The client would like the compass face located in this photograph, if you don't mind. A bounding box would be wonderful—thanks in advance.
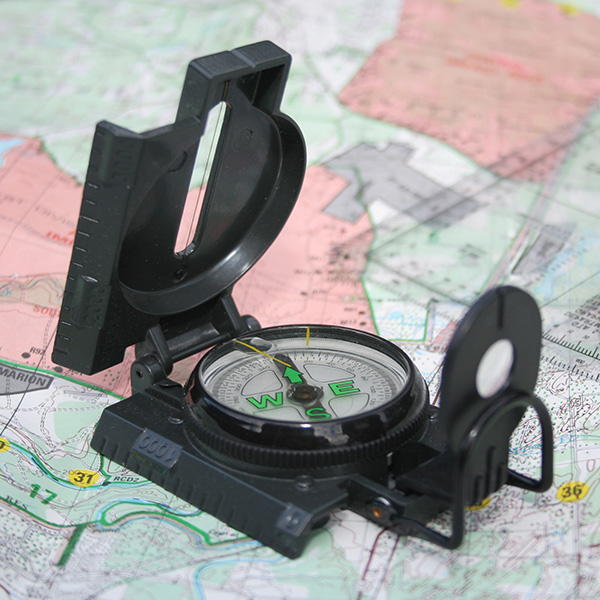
[188,325,429,455]
[198,326,410,424]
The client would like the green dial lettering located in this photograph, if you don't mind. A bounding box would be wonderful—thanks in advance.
[329,380,361,396]
[305,407,332,420]
[246,392,284,409]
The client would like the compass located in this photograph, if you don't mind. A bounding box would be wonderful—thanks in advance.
[187,325,429,460]
[52,41,553,559]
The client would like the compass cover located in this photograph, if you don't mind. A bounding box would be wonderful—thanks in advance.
[52,42,306,374]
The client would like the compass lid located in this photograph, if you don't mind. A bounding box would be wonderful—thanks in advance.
[52,41,306,374]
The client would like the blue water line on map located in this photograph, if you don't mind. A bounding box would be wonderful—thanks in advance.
[6,442,150,492]
[193,553,284,600]
[93,497,202,525]
[0,138,24,167]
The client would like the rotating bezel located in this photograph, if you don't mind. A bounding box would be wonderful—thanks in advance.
[185,325,430,467]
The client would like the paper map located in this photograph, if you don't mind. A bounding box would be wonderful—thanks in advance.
[1,0,599,598]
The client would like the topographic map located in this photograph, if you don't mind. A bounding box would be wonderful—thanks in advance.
[1,0,600,598]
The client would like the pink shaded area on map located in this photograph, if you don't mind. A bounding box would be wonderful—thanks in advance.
[0,137,78,258]
[0,137,78,310]
[0,137,134,393]
[339,0,600,180]
[0,138,375,396]
[234,165,376,332]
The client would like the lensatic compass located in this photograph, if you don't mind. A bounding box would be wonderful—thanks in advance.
[52,41,553,558]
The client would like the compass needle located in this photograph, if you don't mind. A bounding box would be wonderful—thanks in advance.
[234,340,293,367]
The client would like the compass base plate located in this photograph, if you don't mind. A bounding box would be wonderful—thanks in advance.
[91,389,348,558]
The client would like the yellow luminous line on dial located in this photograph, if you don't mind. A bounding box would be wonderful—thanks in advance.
[234,340,292,367]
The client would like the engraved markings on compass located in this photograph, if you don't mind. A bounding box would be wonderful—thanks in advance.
[205,333,403,423]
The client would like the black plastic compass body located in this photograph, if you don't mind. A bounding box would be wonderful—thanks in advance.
[52,42,554,560]
[186,324,430,471]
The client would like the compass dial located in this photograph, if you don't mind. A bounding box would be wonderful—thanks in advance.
[187,325,429,458]
[201,331,407,423]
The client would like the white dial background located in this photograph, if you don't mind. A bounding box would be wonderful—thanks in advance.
[199,332,410,423]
